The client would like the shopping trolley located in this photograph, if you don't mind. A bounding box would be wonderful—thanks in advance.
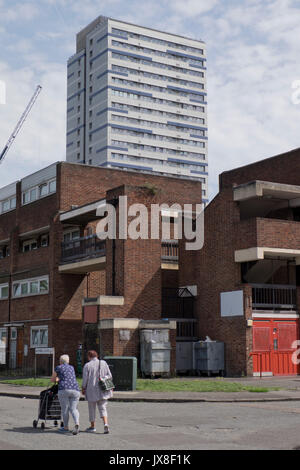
[33,384,63,430]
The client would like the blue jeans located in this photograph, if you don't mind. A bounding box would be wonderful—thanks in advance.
[58,390,80,428]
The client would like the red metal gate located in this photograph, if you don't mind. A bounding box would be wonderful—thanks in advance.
[252,319,300,376]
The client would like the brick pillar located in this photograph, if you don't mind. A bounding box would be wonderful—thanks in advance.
[105,185,162,320]
[244,284,253,376]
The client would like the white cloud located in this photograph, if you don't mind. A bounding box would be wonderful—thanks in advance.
[1,0,300,202]
[169,0,220,17]
[0,2,39,22]
[0,59,66,186]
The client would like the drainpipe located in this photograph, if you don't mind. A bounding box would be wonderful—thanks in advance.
[106,198,119,296]
[112,238,116,296]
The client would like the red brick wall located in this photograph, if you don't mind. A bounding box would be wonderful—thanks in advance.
[236,217,300,251]
[220,148,300,189]
[193,188,249,375]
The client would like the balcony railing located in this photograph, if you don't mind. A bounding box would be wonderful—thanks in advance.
[61,236,178,264]
[162,288,194,318]
[61,235,106,263]
[251,284,297,310]
[176,319,197,340]
[161,240,179,262]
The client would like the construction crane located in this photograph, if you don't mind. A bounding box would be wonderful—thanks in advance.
[0,85,42,164]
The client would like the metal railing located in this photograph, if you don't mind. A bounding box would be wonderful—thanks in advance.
[61,235,106,263]
[251,284,297,310]
[161,240,179,262]
[176,319,197,340]
[162,288,194,318]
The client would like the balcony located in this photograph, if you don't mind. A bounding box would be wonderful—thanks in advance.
[59,236,179,274]
[235,218,300,263]
[251,284,297,311]
[161,240,179,269]
[59,235,106,274]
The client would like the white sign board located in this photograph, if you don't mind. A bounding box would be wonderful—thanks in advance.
[35,348,54,355]
[220,290,244,317]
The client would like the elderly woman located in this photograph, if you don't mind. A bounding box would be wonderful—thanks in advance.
[82,350,113,434]
[51,354,81,435]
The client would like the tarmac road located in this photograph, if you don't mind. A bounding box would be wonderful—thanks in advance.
[1,395,300,450]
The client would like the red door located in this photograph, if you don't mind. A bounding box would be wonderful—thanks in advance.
[252,319,300,376]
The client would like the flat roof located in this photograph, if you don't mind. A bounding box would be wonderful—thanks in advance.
[77,15,205,45]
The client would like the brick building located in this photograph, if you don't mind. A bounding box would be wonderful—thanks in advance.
[0,161,201,374]
[193,148,300,376]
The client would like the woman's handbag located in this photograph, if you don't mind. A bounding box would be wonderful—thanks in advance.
[99,377,115,391]
[98,360,115,391]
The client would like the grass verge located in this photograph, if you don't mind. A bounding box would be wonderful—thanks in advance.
[0,377,280,393]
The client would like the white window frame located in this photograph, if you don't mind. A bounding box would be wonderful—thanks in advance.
[21,179,56,206]
[40,234,49,247]
[30,325,48,348]
[12,276,49,299]
[0,244,10,259]
[0,283,9,300]
[63,228,80,243]
[22,239,38,253]
[0,196,16,214]
[0,328,7,364]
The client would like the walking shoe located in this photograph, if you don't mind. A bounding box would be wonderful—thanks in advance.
[104,425,109,434]
[72,425,79,435]
[58,427,69,433]
[86,427,96,433]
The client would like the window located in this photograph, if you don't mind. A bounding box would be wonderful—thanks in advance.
[0,328,7,364]
[49,180,56,193]
[31,326,48,348]
[30,188,37,202]
[41,234,49,247]
[63,229,80,243]
[0,245,10,259]
[39,183,48,197]
[22,179,56,205]
[12,276,49,298]
[0,195,16,214]
[0,284,8,299]
[22,239,38,253]
[2,200,10,212]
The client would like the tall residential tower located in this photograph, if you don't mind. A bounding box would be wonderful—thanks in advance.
[66,16,208,202]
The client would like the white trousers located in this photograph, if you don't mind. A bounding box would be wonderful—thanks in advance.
[88,400,108,421]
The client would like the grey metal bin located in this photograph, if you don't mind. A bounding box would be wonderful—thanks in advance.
[140,330,171,377]
[194,341,225,376]
[176,342,195,374]
[104,356,137,391]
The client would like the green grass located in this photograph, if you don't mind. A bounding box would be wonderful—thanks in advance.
[0,377,280,393]
[136,379,280,393]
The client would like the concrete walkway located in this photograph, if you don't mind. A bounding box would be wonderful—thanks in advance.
[1,376,300,402]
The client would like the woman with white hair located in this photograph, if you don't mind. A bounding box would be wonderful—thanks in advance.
[51,354,80,435]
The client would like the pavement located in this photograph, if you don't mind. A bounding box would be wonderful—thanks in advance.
[2,376,300,402]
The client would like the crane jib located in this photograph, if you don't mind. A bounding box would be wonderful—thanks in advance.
[0,146,8,162]
[0,85,42,165]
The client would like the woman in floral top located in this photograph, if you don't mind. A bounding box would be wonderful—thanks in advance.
[51,354,80,435]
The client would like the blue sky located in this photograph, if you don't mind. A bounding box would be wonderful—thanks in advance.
[0,0,300,199]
